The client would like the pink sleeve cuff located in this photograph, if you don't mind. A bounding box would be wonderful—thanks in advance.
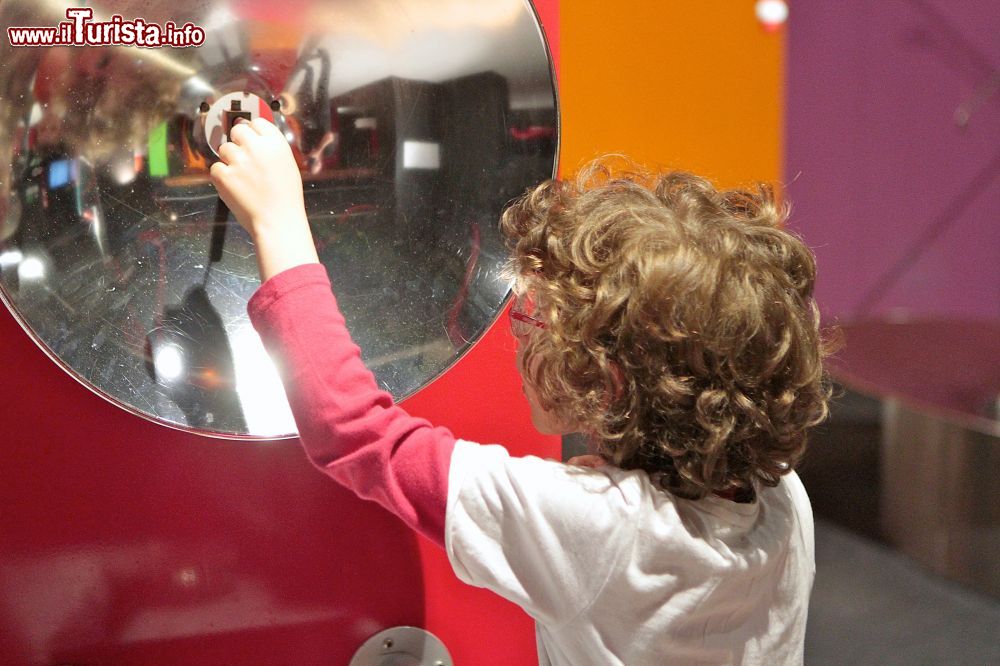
[248,262,332,323]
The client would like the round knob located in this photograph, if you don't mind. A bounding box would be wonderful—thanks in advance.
[350,626,451,666]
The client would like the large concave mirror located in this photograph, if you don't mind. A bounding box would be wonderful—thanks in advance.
[0,0,558,438]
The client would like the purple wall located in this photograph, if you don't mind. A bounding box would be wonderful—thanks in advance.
[786,0,999,322]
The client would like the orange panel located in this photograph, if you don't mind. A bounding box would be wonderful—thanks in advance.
[560,1,784,187]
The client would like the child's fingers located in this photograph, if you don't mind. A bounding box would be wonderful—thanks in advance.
[251,117,281,138]
[209,161,232,197]
[217,140,243,164]
[208,160,228,182]
[228,121,257,145]
[209,163,246,212]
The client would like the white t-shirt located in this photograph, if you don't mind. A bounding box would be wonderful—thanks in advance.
[445,440,815,665]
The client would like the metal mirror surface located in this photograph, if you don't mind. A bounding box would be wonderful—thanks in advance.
[0,0,558,438]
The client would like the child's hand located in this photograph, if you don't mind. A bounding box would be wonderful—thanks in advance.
[209,118,319,280]
[210,118,304,237]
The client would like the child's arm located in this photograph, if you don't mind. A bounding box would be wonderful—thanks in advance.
[211,118,456,547]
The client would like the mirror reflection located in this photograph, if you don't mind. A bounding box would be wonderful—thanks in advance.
[0,0,558,437]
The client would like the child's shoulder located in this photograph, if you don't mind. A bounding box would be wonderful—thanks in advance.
[449,439,653,519]
[449,440,810,538]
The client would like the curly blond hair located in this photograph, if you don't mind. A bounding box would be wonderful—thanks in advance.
[500,159,835,500]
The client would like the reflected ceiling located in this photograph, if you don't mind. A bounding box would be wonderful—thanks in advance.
[0,0,558,438]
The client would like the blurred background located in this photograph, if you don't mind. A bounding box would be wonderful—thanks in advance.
[1,0,997,663]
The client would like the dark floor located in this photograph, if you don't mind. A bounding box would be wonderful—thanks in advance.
[806,518,1000,665]
[803,387,1000,663]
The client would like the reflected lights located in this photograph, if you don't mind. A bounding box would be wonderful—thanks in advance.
[18,256,45,281]
[0,249,24,270]
[113,157,138,185]
[755,0,789,31]
[153,344,185,382]
[402,141,440,170]
[229,326,296,436]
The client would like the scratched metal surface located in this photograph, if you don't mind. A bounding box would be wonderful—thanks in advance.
[0,0,558,437]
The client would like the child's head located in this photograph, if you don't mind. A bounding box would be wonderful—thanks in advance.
[500,159,834,500]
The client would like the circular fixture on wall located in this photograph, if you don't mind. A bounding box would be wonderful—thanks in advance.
[0,0,559,439]
[350,626,452,666]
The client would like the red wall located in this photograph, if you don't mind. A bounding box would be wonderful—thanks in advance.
[0,2,560,663]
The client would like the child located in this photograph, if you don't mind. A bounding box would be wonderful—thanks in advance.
[211,118,832,665]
